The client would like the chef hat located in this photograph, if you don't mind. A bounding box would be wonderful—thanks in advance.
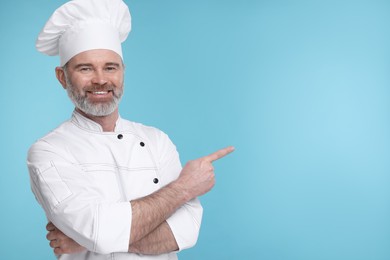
[36,0,131,66]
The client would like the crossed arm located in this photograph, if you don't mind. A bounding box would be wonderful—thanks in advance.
[46,146,234,255]
[47,220,177,255]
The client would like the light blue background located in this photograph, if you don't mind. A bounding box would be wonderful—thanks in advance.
[1,0,390,259]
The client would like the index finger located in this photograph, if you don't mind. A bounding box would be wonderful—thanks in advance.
[203,146,235,162]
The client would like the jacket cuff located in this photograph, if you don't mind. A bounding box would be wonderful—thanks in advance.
[94,202,132,254]
[166,198,203,251]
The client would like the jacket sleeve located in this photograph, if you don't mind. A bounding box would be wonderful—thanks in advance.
[166,198,203,250]
[153,131,203,250]
[27,140,132,254]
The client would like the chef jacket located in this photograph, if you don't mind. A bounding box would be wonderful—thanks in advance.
[27,110,203,260]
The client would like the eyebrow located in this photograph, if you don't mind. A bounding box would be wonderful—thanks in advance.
[74,63,93,69]
[105,62,121,68]
[73,62,121,69]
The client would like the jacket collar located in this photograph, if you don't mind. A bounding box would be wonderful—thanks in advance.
[71,110,124,132]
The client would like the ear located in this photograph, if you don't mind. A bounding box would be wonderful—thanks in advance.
[55,67,67,89]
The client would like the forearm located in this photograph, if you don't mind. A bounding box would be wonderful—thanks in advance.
[128,221,178,255]
[129,147,234,246]
[129,180,188,244]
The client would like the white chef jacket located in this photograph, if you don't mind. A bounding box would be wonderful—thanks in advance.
[27,110,203,260]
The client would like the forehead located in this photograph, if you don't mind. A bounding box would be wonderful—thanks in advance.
[67,49,123,67]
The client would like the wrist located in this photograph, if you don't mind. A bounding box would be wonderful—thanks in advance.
[168,179,191,204]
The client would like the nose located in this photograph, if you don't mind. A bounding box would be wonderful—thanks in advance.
[91,70,108,85]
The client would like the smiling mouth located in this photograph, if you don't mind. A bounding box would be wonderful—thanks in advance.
[87,90,113,95]
[85,90,115,101]
[92,91,109,95]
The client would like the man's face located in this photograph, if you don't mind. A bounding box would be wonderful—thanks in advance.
[63,49,125,117]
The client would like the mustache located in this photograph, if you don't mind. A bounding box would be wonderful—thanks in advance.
[84,85,115,92]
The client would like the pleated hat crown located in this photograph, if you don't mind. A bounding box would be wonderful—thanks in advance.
[36,0,131,66]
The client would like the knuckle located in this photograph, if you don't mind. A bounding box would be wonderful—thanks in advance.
[199,160,208,168]
[184,161,193,168]
[203,163,213,172]
[188,159,199,166]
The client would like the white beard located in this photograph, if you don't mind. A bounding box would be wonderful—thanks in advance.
[66,86,122,117]
[64,74,123,117]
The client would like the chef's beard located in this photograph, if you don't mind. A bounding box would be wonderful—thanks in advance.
[64,71,123,117]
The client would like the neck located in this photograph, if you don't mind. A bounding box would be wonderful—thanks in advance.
[76,108,119,132]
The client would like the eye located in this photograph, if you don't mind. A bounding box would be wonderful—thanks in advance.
[105,66,117,72]
[79,67,93,73]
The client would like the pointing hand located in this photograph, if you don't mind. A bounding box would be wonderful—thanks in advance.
[176,146,235,200]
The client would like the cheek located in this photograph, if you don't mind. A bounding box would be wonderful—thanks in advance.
[113,77,124,89]
[68,84,88,96]
[70,78,90,90]
[114,71,124,85]
[70,77,89,89]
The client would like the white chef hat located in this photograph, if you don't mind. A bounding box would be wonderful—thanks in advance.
[36,0,131,66]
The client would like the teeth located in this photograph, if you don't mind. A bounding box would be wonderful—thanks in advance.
[93,91,108,95]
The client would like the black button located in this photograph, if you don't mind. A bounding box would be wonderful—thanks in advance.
[140,142,145,147]
[117,134,123,139]
[153,178,159,184]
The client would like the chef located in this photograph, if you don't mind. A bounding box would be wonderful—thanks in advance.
[27,0,234,259]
